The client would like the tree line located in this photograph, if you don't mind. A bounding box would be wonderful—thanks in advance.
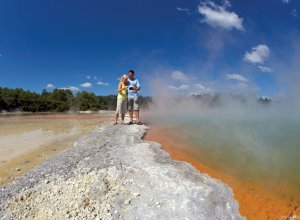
[0,87,152,112]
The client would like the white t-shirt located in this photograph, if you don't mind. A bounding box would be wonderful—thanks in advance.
[127,78,140,98]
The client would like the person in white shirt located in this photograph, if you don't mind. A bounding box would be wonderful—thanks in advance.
[126,70,142,125]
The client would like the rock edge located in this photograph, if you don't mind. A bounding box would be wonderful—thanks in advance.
[0,124,244,220]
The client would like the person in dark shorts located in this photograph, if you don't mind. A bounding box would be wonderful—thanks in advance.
[126,70,142,125]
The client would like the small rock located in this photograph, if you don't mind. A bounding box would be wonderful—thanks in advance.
[124,199,131,205]
[156,201,162,208]
[44,179,50,184]
[15,168,21,171]
[132,192,140,197]
[53,188,60,194]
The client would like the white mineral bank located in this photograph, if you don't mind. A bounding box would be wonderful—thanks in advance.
[0,124,244,220]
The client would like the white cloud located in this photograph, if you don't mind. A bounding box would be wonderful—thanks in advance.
[97,81,110,86]
[243,44,270,64]
[179,84,189,90]
[291,9,298,18]
[69,86,80,91]
[176,7,191,15]
[60,86,80,91]
[167,85,179,91]
[227,82,260,95]
[167,84,189,91]
[46,83,55,89]
[222,0,232,8]
[236,82,251,89]
[258,66,273,73]
[195,83,206,90]
[86,75,91,79]
[198,0,243,31]
[194,83,214,94]
[281,0,290,3]
[171,70,188,82]
[226,74,249,82]
[80,82,92,88]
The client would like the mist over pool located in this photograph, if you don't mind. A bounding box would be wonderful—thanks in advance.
[144,94,300,204]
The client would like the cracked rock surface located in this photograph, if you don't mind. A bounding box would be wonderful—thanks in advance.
[0,124,244,220]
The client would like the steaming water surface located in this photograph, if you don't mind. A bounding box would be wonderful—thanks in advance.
[146,107,300,205]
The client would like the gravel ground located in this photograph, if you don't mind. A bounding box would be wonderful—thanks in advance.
[0,124,244,220]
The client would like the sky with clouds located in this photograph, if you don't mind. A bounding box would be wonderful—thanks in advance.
[0,0,299,97]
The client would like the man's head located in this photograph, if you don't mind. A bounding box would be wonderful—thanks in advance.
[128,70,134,80]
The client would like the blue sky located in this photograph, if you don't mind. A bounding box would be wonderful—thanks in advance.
[0,0,299,97]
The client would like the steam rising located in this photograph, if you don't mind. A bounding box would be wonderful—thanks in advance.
[143,34,300,201]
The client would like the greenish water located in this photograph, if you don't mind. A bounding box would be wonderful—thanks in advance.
[146,111,300,203]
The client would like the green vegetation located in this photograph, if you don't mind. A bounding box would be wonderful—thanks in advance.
[0,87,152,112]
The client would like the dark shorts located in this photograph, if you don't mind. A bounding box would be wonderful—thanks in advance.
[127,97,139,111]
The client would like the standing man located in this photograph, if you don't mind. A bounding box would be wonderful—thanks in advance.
[127,70,142,125]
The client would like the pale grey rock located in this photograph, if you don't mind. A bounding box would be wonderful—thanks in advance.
[0,124,244,220]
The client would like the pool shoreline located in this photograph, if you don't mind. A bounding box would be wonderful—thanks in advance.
[0,124,243,219]
[144,125,300,220]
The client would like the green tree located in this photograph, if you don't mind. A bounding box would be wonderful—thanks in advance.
[74,91,99,111]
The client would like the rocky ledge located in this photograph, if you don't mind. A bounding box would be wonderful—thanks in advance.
[0,124,244,220]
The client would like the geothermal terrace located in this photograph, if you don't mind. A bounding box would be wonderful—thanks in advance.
[0,124,243,219]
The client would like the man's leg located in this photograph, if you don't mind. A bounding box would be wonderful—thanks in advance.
[135,110,140,123]
[129,111,134,123]
[128,98,134,123]
[134,97,141,124]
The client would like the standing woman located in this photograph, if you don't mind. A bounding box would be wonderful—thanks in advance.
[114,74,128,125]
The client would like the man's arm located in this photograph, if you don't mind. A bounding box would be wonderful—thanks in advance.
[134,79,141,91]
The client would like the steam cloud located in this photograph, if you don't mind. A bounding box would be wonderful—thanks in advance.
[142,33,300,200]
